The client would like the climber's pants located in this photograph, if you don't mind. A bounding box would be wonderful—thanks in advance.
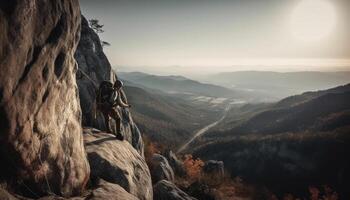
[98,105,121,133]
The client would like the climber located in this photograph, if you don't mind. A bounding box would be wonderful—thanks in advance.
[96,79,131,140]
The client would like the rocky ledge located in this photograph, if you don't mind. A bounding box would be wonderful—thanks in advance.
[84,129,152,200]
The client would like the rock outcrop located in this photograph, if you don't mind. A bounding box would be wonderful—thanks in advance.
[0,0,89,197]
[150,154,175,183]
[75,16,144,156]
[84,129,152,200]
[165,150,186,177]
[153,180,197,200]
[203,160,225,178]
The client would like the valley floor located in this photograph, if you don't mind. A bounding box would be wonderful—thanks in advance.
[177,104,232,153]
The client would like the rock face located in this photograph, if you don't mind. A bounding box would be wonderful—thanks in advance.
[87,180,139,200]
[203,160,225,178]
[75,16,144,156]
[165,150,186,177]
[74,16,114,128]
[153,180,197,200]
[0,0,89,197]
[84,129,152,200]
[150,154,175,183]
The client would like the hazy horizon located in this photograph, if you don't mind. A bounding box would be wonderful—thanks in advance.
[115,65,350,77]
[80,0,350,73]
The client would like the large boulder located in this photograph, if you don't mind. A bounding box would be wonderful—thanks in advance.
[75,16,144,156]
[87,179,139,200]
[150,154,175,183]
[153,180,197,200]
[17,180,139,200]
[83,129,152,200]
[0,0,89,197]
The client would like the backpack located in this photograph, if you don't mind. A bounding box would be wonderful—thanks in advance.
[96,81,116,106]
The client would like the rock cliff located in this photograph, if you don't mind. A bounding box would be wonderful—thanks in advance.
[0,0,89,197]
[75,16,144,156]
[74,14,152,200]
[0,1,182,199]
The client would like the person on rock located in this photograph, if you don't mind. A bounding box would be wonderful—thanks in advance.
[96,79,131,140]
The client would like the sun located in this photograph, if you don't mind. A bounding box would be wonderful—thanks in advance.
[290,0,337,42]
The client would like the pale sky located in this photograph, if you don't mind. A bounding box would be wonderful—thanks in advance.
[80,0,350,73]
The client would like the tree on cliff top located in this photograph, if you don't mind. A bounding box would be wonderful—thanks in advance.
[89,19,104,33]
[89,18,110,47]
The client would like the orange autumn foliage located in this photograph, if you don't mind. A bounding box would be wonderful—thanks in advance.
[309,186,338,200]
[146,142,160,157]
[275,186,339,200]
[182,154,204,181]
[143,136,163,170]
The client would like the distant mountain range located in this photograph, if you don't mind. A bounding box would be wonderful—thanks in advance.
[119,72,252,99]
[191,83,350,198]
[199,71,350,99]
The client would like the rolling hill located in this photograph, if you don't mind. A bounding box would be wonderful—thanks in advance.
[119,72,252,99]
[123,86,222,148]
[208,83,350,136]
